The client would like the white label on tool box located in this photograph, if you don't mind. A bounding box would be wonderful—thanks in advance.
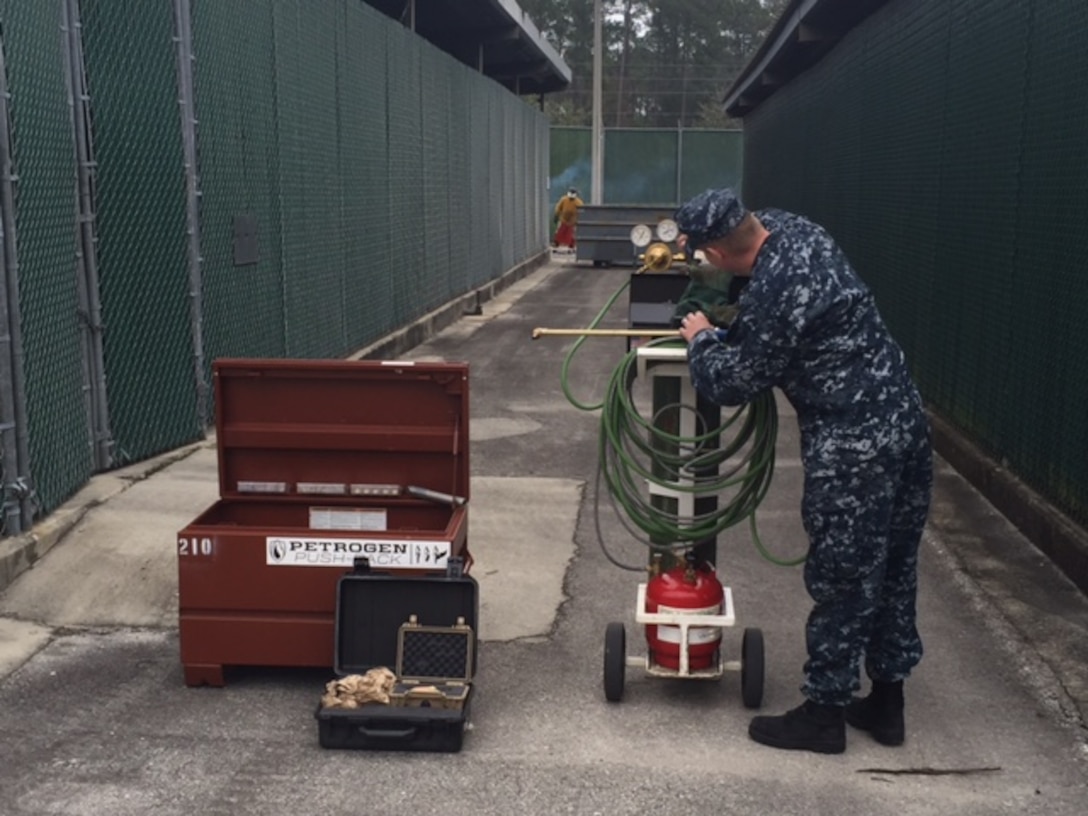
[237,480,287,493]
[297,482,347,495]
[309,507,387,531]
[265,536,450,568]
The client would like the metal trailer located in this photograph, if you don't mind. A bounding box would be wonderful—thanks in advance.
[575,204,678,267]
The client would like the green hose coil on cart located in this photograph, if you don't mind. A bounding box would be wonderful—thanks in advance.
[559,276,803,570]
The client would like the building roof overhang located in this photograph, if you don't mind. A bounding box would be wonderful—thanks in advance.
[722,0,891,117]
[364,0,572,95]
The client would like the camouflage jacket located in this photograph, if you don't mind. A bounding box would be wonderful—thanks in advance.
[686,209,928,470]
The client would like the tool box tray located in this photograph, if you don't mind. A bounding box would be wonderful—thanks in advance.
[315,570,478,752]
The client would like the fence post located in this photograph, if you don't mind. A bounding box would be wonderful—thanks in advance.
[62,0,114,471]
[676,121,683,204]
[0,34,33,535]
[172,0,208,427]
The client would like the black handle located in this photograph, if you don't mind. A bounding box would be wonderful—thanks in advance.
[358,725,417,741]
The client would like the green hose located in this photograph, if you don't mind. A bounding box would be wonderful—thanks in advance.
[559,277,805,570]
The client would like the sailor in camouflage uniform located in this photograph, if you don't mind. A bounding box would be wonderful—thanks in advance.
[674,188,932,754]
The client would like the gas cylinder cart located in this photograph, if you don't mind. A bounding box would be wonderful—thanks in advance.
[532,225,800,709]
[602,344,766,707]
[603,550,763,707]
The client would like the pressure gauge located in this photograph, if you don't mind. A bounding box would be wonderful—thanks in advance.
[656,219,680,243]
[629,223,653,248]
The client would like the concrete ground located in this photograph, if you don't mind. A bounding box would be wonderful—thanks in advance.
[0,255,1086,816]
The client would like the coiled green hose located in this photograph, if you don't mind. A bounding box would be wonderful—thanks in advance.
[559,276,804,570]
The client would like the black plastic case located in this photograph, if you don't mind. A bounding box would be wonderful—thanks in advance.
[315,568,478,752]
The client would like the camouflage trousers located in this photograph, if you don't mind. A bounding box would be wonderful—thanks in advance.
[799,431,933,706]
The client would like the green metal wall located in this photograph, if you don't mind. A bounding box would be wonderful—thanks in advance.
[740,0,1088,528]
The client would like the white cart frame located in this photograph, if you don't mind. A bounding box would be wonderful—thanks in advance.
[602,345,765,706]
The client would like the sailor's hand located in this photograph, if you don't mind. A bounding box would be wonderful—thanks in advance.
[679,311,713,343]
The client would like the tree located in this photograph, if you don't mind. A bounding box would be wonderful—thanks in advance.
[520,0,788,127]
[519,0,598,122]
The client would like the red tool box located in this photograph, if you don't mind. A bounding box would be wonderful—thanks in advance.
[177,358,471,687]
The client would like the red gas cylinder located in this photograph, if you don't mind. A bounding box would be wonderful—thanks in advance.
[645,560,724,671]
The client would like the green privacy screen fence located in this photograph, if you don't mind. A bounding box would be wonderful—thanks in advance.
[0,0,547,533]
[550,127,743,209]
[740,0,1088,529]
[81,0,200,468]
[0,0,94,535]
[194,1,546,366]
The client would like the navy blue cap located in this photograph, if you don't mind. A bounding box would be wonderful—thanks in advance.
[674,188,749,250]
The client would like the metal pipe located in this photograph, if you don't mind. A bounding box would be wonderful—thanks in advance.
[676,120,683,204]
[0,167,18,535]
[60,0,94,468]
[591,0,603,204]
[64,0,114,470]
[406,485,467,508]
[173,0,209,427]
[531,328,679,340]
[0,35,32,533]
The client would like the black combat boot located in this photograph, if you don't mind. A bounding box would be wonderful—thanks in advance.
[845,680,905,746]
[748,700,846,754]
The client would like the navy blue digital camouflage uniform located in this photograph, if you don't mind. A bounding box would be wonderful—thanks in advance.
[676,191,932,707]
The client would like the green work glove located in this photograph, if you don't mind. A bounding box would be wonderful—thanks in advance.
[672,265,737,328]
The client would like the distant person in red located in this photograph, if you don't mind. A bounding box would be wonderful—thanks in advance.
[552,188,584,248]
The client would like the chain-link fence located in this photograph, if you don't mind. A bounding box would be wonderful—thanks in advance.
[549,126,743,210]
[740,0,1088,529]
[0,0,92,536]
[0,0,549,534]
[82,0,200,466]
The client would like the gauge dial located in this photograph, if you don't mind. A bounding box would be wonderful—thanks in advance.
[656,219,680,243]
[629,224,653,248]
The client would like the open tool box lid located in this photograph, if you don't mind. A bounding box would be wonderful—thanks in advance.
[212,358,469,503]
[333,569,479,679]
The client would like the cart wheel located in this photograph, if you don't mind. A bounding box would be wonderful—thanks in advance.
[603,622,626,702]
[741,627,765,709]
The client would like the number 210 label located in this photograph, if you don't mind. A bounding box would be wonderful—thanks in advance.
[178,537,214,557]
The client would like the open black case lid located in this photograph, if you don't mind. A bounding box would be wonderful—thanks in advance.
[334,571,479,678]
